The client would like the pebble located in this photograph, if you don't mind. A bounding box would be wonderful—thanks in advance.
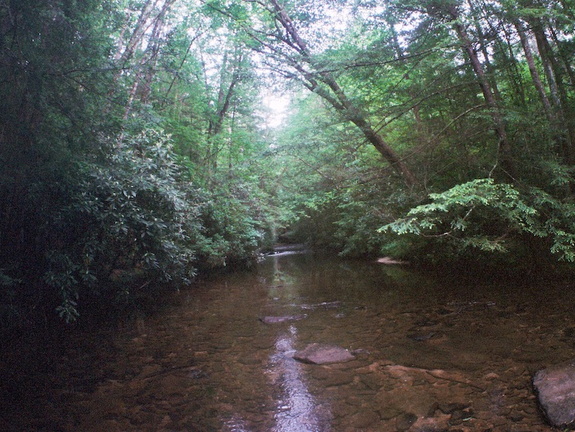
[396,412,418,431]
[349,410,380,429]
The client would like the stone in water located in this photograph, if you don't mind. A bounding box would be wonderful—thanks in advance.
[533,359,575,428]
[293,343,355,365]
[259,315,306,324]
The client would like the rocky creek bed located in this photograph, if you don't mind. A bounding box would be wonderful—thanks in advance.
[2,254,575,431]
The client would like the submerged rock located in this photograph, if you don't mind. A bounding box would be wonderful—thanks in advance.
[293,343,355,365]
[395,412,417,431]
[259,315,307,324]
[407,331,436,341]
[533,360,575,428]
[299,301,342,310]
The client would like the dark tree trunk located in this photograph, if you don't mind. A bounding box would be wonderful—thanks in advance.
[529,18,575,165]
[514,19,553,120]
[445,4,515,180]
[266,0,418,187]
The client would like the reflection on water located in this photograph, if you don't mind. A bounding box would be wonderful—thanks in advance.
[223,415,250,432]
[269,325,327,432]
[266,254,330,431]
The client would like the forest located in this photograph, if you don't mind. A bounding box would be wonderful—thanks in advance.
[1,0,574,329]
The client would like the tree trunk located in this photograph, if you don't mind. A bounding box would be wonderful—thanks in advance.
[137,0,175,104]
[266,0,418,187]
[530,20,561,109]
[467,0,503,101]
[514,19,553,120]
[120,0,175,120]
[445,4,515,180]
[209,51,244,137]
[548,26,575,88]
[115,0,161,67]
[529,18,574,165]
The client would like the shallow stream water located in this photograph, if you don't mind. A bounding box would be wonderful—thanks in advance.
[3,252,575,431]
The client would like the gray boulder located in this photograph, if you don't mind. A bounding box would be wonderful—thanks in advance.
[293,343,355,365]
[533,359,575,428]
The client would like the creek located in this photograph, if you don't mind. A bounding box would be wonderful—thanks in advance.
[2,252,575,431]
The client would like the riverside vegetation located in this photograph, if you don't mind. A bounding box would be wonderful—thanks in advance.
[1,0,574,330]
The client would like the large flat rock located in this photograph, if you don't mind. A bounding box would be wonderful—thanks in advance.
[533,359,575,428]
[293,343,355,365]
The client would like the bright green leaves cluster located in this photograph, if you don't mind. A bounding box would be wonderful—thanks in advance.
[382,179,531,250]
[381,179,575,262]
[529,187,575,262]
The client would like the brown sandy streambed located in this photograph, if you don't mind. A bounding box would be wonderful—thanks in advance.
[2,253,575,431]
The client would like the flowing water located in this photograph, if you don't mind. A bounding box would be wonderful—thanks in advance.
[2,252,575,431]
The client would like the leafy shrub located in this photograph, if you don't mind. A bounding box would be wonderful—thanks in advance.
[1,125,272,326]
[194,180,269,268]
[381,178,575,264]
[43,129,199,320]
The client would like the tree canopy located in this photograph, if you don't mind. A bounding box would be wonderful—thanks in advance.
[1,0,574,327]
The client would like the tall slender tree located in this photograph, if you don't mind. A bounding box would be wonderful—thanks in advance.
[244,0,419,187]
[427,0,515,179]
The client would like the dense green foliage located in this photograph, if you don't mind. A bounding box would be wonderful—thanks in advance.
[382,179,575,264]
[261,0,575,268]
[0,0,272,327]
[1,0,574,327]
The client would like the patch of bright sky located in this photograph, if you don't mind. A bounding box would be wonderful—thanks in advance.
[258,0,363,128]
[257,1,414,129]
[260,90,292,129]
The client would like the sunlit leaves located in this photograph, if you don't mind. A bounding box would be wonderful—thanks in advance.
[382,178,575,261]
